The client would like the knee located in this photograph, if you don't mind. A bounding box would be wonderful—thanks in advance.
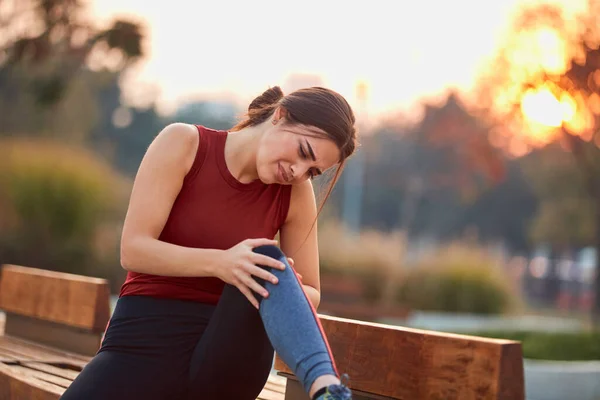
[252,245,297,283]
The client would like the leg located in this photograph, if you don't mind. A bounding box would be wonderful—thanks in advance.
[187,283,275,400]
[60,350,179,400]
[253,245,348,398]
[188,245,351,400]
[61,296,213,400]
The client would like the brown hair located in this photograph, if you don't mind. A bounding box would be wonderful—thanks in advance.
[231,85,358,221]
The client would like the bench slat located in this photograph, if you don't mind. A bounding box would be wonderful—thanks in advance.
[4,313,104,356]
[275,315,524,400]
[0,265,110,331]
[21,362,80,381]
[0,336,89,366]
[0,362,63,400]
[8,364,73,389]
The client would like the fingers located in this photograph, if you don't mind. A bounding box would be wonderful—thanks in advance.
[287,257,294,267]
[240,273,269,299]
[251,253,286,271]
[247,264,279,285]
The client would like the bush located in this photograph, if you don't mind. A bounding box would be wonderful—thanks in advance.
[466,330,600,361]
[317,221,406,304]
[0,138,130,289]
[397,242,519,315]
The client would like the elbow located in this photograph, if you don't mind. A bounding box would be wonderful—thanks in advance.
[120,236,139,272]
[120,245,132,272]
[305,285,321,309]
[313,294,321,309]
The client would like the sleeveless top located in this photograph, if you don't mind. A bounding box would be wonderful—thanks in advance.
[118,125,292,304]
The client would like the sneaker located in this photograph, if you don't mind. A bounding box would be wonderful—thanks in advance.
[313,374,352,400]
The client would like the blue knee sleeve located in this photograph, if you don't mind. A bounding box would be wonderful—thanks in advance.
[253,245,338,393]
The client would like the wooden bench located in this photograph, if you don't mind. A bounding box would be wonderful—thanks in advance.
[0,264,525,399]
[274,315,525,400]
[0,264,285,399]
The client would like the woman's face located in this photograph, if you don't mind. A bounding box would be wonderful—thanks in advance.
[256,116,341,185]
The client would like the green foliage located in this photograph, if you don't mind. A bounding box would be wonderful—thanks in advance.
[520,143,598,247]
[0,139,129,287]
[397,243,519,315]
[467,330,600,361]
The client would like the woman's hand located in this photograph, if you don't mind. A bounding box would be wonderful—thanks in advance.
[216,238,286,309]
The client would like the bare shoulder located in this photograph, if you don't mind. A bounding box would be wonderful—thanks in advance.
[121,123,201,244]
[153,122,199,156]
[286,180,317,224]
[149,122,199,174]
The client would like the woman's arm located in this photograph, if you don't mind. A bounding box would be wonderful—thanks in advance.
[119,123,286,307]
[120,123,225,277]
[279,180,321,308]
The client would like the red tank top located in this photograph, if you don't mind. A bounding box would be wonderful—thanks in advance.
[119,125,292,304]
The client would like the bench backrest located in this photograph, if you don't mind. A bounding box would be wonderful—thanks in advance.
[275,314,524,400]
[0,264,111,356]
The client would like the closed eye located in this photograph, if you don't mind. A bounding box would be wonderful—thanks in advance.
[299,143,322,179]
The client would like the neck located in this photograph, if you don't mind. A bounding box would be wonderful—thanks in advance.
[224,122,266,183]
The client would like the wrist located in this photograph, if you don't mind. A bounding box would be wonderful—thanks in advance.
[206,248,225,278]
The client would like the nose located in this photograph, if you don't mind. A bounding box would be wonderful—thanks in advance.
[290,162,311,180]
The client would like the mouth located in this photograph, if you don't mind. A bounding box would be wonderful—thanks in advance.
[278,163,289,183]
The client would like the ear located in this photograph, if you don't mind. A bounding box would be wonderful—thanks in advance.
[274,106,288,121]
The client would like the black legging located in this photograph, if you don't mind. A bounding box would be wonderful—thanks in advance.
[60,285,275,400]
[60,245,339,400]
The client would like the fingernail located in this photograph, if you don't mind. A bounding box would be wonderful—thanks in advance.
[280,263,286,269]
[272,278,278,284]
[263,291,269,297]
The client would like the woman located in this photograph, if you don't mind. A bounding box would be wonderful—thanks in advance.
[60,86,358,400]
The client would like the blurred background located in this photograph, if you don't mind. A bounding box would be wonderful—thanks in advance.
[1,0,600,398]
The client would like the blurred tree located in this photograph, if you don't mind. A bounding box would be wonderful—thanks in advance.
[521,144,596,248]
[473,0,600,322]
[0,138,130,290]
[0,0,145,142]
[327,95,537,253]
[87,70,165,176]
[0,0,144,106]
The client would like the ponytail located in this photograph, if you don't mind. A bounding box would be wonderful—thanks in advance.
[230,86,284,131]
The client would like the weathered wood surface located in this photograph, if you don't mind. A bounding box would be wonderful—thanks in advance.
[0,265,111,331]
[275,314,525,400]
[0,311,286,400]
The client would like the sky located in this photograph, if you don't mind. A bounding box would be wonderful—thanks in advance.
[90,0,588,119]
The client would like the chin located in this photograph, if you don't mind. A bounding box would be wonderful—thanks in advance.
[256,169,275,185]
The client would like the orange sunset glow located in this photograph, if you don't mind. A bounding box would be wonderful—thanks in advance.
[90,0,589,122]
[483,2,599,148]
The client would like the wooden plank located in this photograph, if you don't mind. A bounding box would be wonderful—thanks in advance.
[257,389,285,400]
[498,339,526,400]
[263,379,286,393]
[0,264,111,331]
[274,315,525,400]
[21,362,80,381]
[280,373,394,400]
[257,375,286,400]
[0,345,38,362]
[4,313,103,356]
[0,335,90,367]
[0,362,63,400]
[8,364,72,388]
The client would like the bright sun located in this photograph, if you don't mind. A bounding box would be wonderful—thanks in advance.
[520,84,576,128]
